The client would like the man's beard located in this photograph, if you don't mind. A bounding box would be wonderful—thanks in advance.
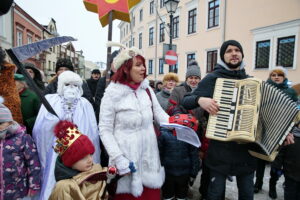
[226,61,242,69]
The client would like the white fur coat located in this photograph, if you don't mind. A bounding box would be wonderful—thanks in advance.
[99,79,168,197]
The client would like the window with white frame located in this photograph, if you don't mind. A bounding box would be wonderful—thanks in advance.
[27,33,33,44]
[148,59,153,74]
[140,9,143,21]
[207,50,218,72]
[139,33,142,49]
[255,40,270,69]
[132,37,135,47]
[159,58,164,74]
[172,16,179,38]
[276,36,295,67]
[187,53,195,66]
[188,8,197,34]
[208,0,219,29]
[159,23,165,42]
[160,0,164,8]
[252,19,299,70]
[149,27,154,46]
[17,30,23,46]
[150,1,154,15]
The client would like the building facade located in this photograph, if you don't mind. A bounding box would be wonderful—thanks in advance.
[0,8,13,49]
[12,3,44,69]
[119,0,300,83]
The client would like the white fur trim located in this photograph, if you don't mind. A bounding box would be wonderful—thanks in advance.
[57,71,83,96]
[0,96,4,104]
[106,41,143,70]
[270,66,288,77]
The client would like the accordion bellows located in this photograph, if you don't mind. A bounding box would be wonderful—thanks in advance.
[206,78,299,161]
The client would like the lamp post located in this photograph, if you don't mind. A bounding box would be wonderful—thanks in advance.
[165,0,179,72]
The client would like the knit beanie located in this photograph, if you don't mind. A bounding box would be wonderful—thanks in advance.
[55,58,74,73]
[269,66,287,78]
[0,97,13,123]
[54,120,95,167]
[186,60,201,79]
[220,40,244,63]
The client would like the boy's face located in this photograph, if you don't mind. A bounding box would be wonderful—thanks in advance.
[71,154,93,172]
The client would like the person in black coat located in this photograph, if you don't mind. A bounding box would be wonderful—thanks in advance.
[44,58,94,105]
[86,69,101,98]
[158,115,201,200]
[17,62,45,91]
[182,40,257,200]
[94,50,119,167]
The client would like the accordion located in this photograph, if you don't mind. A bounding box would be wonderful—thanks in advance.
[206,78,299,161]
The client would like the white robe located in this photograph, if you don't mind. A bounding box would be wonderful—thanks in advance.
[32,94,100,200]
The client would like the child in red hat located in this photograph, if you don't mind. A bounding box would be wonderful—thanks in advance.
[49,120,108,200]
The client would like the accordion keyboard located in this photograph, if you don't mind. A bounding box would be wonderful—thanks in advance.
[206,79,238,139]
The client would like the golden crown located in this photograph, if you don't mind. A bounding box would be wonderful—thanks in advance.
[54,127,82,155]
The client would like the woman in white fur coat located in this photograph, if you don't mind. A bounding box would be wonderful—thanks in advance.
[99,44,169,200]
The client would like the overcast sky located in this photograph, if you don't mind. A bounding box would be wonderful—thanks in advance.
[14,0,121,63]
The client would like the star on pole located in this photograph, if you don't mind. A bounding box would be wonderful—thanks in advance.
[83,0,140,27]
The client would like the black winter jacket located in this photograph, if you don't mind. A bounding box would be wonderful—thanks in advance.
[44,77,94,106]
[182,63,257,176]
[158,128,201,178]
[86,78,99,97]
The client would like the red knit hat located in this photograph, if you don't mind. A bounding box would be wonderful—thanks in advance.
[53,120,95,167]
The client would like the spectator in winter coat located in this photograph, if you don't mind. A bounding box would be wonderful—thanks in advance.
[99,42,168,199]
[0,97,41,199]
[158,114,201,200]
[44,57,94,105]
[272,114,300,200]
[156,73,179,111]
[167,60,209,199]
[182,40,257,200]
[86,69,101,98]
[14,74,40,135]
[155,81,163,93]
[254,66,298,199]
[49,121,108,200]
[17,62,45,91]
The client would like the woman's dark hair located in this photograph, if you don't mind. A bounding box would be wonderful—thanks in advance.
[111,55,147,84]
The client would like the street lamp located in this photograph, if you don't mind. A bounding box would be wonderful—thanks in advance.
[165,0,179,72]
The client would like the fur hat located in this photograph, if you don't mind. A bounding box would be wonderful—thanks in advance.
[269,66,287,78]
[163,72,179,83]
[186,60,201,79]
[106,42,143,71]
[220,40,244,63]
[54,120,95,167]
[55,58,74,73]
[0,97,13,123]
[57,71,83,96]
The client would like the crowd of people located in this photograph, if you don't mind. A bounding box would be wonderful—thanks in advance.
[0,38,299,200]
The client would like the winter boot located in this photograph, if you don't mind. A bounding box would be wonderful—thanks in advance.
[269,179,277,199]
[254,180,262,193]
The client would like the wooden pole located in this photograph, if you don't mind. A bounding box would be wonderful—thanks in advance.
[105,11,113,87]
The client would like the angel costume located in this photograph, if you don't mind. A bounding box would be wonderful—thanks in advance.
[32,71,100,200]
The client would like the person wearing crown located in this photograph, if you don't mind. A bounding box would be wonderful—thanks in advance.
[49,120,108,200]
[32,70,100,200]
[99,42,169,199]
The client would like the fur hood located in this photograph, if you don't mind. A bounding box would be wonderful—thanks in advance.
[105,79,150,102]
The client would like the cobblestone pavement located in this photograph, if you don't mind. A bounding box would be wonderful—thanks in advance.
[189,165,284,200]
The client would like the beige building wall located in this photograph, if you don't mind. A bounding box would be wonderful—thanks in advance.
[120,0,300,83]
